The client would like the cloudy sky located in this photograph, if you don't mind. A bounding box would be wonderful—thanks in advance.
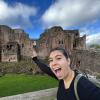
[0,0,100,45]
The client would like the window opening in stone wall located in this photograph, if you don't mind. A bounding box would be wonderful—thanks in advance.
[6,45,10,50]
[76,60,81,68]
[73,41,77,48]
[22,44,24,48]
[10,45,12,49]
[58,40,63,44]
[76,33,78,36]
[62,41,63,44]
[58,41,61,44]
[6,44,13,50]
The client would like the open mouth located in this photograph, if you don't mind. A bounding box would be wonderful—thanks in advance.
[53,68,62,78]
[54,68,62,74]
[54,68,62,77]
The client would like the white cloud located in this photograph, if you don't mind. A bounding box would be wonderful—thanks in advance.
[86,33,100,45]
[41,0,100,45]
[0,0,37,28]
[42,0,100,28]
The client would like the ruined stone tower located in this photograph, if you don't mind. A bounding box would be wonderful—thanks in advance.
[0,25,34,62]
[37,26,86,57]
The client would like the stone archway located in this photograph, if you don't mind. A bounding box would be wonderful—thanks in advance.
[1,42,20,62]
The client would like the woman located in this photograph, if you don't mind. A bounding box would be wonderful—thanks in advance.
[32,47,100,100]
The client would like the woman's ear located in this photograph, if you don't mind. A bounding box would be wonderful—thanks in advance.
[67,58,70,66]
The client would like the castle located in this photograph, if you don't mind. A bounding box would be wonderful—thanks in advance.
[0,25,35,62]
[0,25,86,62]
[37,26,86,57]
[0,25,100,75]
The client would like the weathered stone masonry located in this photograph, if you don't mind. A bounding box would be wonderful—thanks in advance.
[37,26,86,57]
[0,25,100,75]
[0,25,35,62]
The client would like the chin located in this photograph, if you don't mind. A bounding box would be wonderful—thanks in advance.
[57,76,63,80]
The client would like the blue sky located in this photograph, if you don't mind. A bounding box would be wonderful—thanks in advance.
[0,0,100,45]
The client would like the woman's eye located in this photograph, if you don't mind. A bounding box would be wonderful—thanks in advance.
[57,57,61,60]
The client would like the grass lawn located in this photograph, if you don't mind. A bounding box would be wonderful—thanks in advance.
[0,74,58,97]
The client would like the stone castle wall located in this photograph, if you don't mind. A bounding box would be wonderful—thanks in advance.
[0,25,100,75]
[0,25,86,61]
[37,26,86,57]
[0,25,34,62]
[71,49,100,75]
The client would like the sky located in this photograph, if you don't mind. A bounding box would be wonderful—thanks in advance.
[0,0,100,45]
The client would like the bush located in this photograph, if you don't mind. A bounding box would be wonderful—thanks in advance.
[96,74,100,79]
[0,61,38,74]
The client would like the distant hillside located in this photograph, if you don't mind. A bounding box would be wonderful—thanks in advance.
[90,44,100,49]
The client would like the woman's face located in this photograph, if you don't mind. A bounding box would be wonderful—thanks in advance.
[49,50,71,80]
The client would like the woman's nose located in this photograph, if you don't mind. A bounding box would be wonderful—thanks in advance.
[51,60,57,66]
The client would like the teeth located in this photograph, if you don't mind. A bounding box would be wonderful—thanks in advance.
[54,68,61,73]
[54,68,60,71]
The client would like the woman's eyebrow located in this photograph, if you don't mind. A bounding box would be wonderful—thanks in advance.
[49,55,62,58]
[55,55,62,57]
[49,54,62,60]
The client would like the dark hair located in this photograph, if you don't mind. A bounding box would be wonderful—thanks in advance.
[49,47,70,59]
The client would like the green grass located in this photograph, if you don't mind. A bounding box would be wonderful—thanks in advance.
[0,74,58,97]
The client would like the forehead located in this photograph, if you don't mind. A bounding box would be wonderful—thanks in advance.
[49,50,63,58]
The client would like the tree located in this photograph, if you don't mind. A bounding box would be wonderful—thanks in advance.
[89,44,100,49]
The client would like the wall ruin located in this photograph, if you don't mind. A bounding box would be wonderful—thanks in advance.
[0,25,100,75]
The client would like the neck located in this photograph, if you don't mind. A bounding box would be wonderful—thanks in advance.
[63,70,75,89]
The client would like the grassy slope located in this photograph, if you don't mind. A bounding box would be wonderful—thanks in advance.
[0,74,58,97]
